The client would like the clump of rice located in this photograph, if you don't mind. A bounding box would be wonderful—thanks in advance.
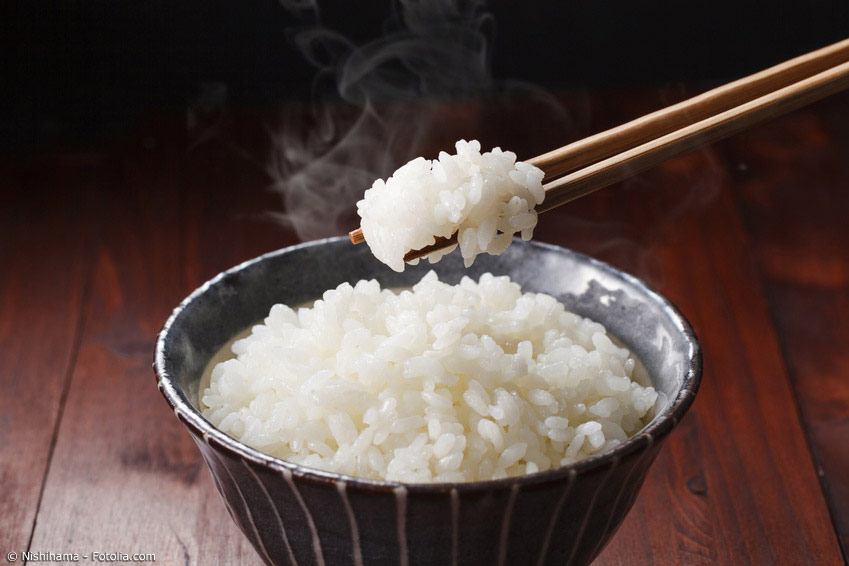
[357,140,545,272]
[202,272,657,483]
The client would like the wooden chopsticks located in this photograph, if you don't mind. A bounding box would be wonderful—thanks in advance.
[526,37,849,182]
[538,58,849,213]
[349,37,849,261]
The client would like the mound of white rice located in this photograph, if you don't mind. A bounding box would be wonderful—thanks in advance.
[202,272,657,483]
[357,140,545,272]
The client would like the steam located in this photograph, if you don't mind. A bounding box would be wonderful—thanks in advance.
[268,0,560,240]
[266,1,719,288]
[536,145,723,287]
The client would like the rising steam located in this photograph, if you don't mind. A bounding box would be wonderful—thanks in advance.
[267,0,719,287]
[268,0,548,240]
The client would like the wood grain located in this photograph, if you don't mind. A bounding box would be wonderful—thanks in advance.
[24,119,281,566]
[605,169,841,565]
[520,91,844,565]
[0,157,97,556]
[538,60,849,214]
[720,95,849,558]
[5,92,849,564]
[528,37,849,181]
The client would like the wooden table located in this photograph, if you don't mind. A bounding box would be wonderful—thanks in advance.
[2,89,848,565]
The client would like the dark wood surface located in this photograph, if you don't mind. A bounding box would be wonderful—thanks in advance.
[2,89,848,565]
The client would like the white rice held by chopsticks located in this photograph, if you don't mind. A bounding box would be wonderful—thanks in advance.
[356,140,545,272]
[202,271,657,483]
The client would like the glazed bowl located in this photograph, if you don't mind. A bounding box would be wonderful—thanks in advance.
[154,237,701,566]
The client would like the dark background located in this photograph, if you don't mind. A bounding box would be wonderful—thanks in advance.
[2,0,848,154]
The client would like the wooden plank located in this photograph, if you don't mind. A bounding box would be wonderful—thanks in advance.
[527,91,843,564]
[719,92,849,557]
[23,95,847,564]
[0,156,97,556]
[25,118,284,565]
[592,162,843,564]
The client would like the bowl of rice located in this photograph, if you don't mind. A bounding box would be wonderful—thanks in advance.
[154,236,701,566]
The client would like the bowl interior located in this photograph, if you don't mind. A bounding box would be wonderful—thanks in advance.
[160,237,697,444]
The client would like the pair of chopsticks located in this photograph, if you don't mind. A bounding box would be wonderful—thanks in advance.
[349,37,849,261]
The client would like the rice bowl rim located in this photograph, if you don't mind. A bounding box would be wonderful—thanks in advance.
[154,236,702,492]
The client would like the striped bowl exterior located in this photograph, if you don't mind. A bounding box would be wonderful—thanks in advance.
[155,237,701,566]
[186,425,665,566]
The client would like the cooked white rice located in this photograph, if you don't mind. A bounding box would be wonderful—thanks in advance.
[356,139,545,272]
[202,271,657,483]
